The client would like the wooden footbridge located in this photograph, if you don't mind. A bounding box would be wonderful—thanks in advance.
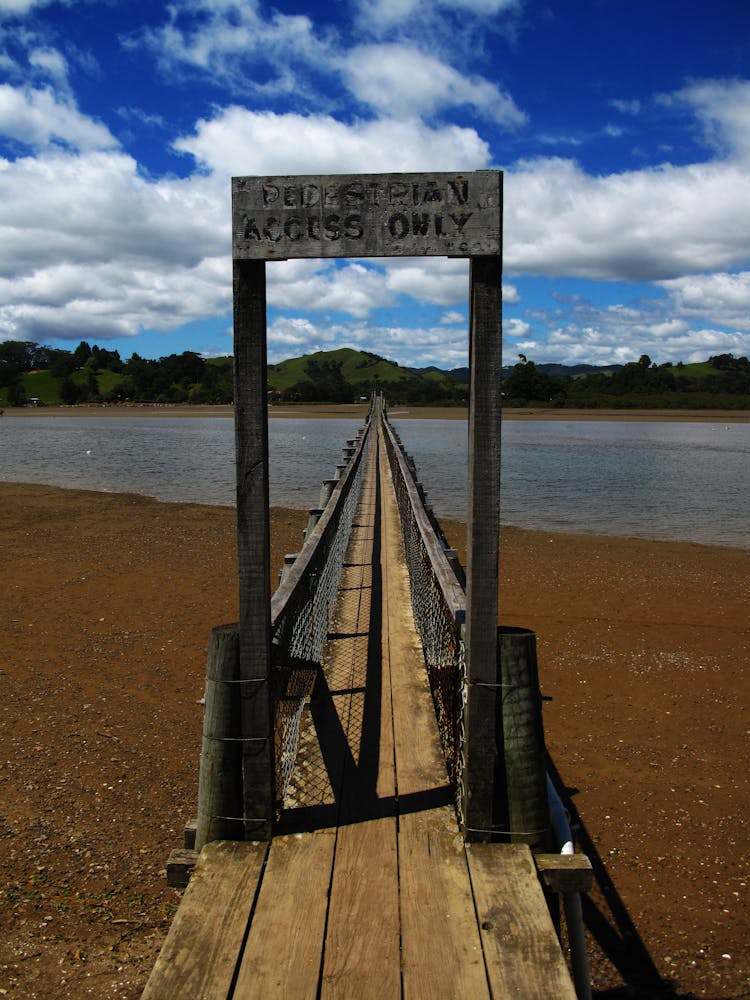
[143,170,592,997]
[143,400,591,998]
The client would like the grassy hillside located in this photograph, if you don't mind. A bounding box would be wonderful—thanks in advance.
[267,347,464,403]
[268,348,412,391]
[671,361,714,380]
[21,370,62,404]
[91,370,129,396]
[16,369,128,404]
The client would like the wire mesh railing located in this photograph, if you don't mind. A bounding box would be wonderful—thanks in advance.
[380,408,467,811]
[269,403,374,806]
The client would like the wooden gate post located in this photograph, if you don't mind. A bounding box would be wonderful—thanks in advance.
[463,249,503,841]
[233,257,274,841]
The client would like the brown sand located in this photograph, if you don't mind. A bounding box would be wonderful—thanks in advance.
[1,482,748,998]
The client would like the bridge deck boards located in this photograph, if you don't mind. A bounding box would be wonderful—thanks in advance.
[142,425,577,1000]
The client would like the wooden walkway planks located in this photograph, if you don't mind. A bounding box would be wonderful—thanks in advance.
[318,444,401,998]
[321,816,400,998]
[141,841,266,1000]
[232,832,335,999]
[379,427,490,1000]
[468,843,578,999]
[143,422,581,1000]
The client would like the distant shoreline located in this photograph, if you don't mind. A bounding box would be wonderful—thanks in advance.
[3,402,750,422]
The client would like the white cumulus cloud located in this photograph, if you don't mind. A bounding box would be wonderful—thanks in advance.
[511,287,750,368]
[174,108,491,176]
[131,0,331,100]
[506,155,750,281]
[0,84,117,151]
[342,44,526,126]
[0,0,47,14]
[1,58,749,370]
[269,261,392,318]
[506,79,750,282]
[385,258,469,305]
[505,317,530,338]
[668,78,750,162]
[659,271,750,331]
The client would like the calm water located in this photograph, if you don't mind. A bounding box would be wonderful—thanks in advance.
[2,414,748,548]
[391,418,749,549]
[0,416,360,511]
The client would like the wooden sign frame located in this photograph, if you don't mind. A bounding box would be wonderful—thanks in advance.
[233,171,501,259]
[232,171,502,840]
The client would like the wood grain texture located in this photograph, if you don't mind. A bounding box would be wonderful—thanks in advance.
[146,404,581,1000]
[321,431,401,998]
[233,832,336,1000]
[165,848,198,890]
[464,251,503,840]
[498,627,552,851]
[467,842,578,1000]
[233,258,274,840]
[380,434,490,999]
[141,840,266,1000]
[535,852,594,894]
[196,624,244,850]
[398,811,490,1000]
[232,172,502,260]
[321,818,400,1000]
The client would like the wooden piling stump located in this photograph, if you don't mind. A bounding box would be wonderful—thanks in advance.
[195,624,245,850]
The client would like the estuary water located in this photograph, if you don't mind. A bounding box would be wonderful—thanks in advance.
[391,417,749,549]
[1,414,748,549]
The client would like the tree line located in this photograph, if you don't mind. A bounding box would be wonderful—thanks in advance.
[1,338,748,408]
[503,353,750,409]
[0,339,467,406]
[0,340,234,405]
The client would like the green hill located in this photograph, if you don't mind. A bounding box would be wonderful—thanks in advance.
[671,361,714,380]
[267,348,466,404]
[16,367,129,405]
[268,348,407,390]
[21,370,63,404]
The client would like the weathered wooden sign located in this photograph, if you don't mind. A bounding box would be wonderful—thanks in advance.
[232,171,501,259]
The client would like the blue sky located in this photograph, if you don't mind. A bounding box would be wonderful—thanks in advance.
[1,0,749,369]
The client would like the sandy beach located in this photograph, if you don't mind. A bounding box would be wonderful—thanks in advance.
[1,481,748,998]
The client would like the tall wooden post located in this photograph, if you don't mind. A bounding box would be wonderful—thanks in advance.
[233,258,274,841]
[463,248,503,840]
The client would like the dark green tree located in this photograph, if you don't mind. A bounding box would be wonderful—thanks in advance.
[0,340,37,385]
[503,359,557,402]
[60,376,81,405]
[72,341,92,367]
[47,348,78,379]
[7,379,27,406]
